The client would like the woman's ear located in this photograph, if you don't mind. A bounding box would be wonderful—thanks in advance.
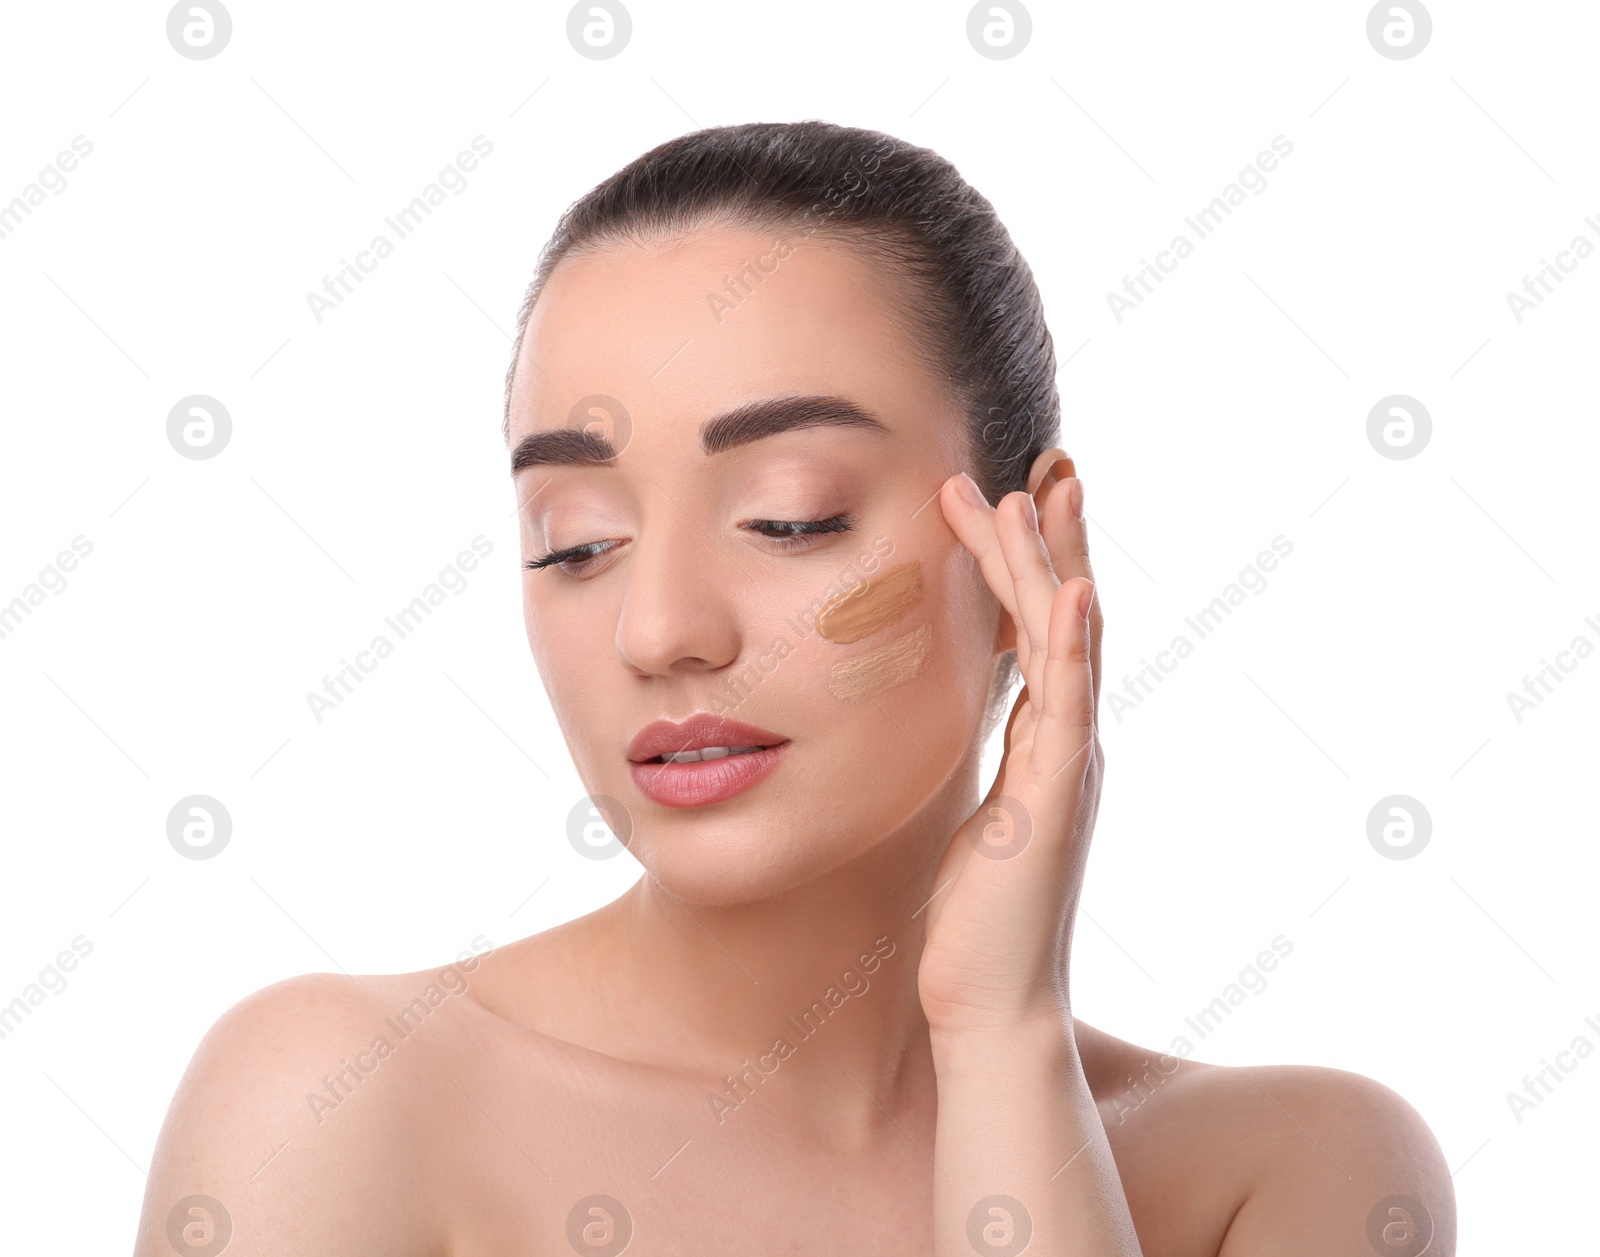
[993,447,1074,654]
[1027,445,1075,502]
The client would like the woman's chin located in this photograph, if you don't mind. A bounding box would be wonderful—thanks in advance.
[626,829,864,909]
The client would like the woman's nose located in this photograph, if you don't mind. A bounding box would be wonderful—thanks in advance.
[613,519,743,678]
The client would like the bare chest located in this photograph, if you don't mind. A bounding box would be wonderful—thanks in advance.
[420,1032,1239,1257]
[435,1074,935,1255]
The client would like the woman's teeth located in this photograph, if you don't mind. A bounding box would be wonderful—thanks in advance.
[656,744,766,764]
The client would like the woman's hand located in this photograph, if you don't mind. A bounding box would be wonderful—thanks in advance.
[917,458,1104,1039]
[922,464,1140,1255]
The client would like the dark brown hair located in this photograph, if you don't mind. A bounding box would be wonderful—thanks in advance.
[502,119,1061,508]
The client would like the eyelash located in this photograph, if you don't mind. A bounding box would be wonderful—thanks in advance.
[524,513,857,575]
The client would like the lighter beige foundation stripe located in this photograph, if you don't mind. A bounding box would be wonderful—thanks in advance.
[815,560,923,644]
[828,624,934,702]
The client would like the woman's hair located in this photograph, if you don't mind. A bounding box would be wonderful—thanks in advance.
[504,119,1062,742]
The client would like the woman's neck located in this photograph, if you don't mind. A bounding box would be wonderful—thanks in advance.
[571,777,980,1144]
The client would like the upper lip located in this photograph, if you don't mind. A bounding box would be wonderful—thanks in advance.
[626,713,789,763]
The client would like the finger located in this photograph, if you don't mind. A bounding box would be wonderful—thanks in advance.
[993,490,1061,699]
[1036,467,1084,591]
[1027,456,1101,717]
[941,474,1039,819]
[1033,576,1095,797]
[1039,473,1103,714]
[938,473,1022,630]
[1032,455,1075,568]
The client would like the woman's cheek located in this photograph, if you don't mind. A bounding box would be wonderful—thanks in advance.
[523,584,572,688]
[809,551,985,763]
[806,558,931,701]
[914,546,1001,751]
[526,593,611,758]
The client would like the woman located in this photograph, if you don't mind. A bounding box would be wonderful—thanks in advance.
[135,121,1455,1256]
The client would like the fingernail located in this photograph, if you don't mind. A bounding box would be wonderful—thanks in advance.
[1077,581,1094,620]
[955,473,987,509]
[1021,494,1039,532]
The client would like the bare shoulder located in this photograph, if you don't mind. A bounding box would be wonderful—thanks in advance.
[132,969,468,1256]
[1182,1058,1457,1257]
[1074,1024,1455,1257]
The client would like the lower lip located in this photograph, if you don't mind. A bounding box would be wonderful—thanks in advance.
[628,743,790,808]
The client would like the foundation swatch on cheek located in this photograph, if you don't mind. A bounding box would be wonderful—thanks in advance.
[829,624,934,701]
[814,561,922,644]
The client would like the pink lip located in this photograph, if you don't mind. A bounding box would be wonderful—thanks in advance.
[626,713,788,763]
[629,743,790,808]
[626,712,791,808]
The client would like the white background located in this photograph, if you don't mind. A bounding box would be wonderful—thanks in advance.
[1,1,1594,1252]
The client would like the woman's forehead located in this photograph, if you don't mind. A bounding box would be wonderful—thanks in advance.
[537,229,922,355]
[509,227,955,452]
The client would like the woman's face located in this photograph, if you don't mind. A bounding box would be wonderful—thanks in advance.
[507,224,1002,904]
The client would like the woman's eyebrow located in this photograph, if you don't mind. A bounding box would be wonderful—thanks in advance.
[509,394,889,474]
[701,394,889,455]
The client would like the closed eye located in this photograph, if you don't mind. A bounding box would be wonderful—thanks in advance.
[523,539,618,573]
[746,513,856,547]
[524,513,857,576]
